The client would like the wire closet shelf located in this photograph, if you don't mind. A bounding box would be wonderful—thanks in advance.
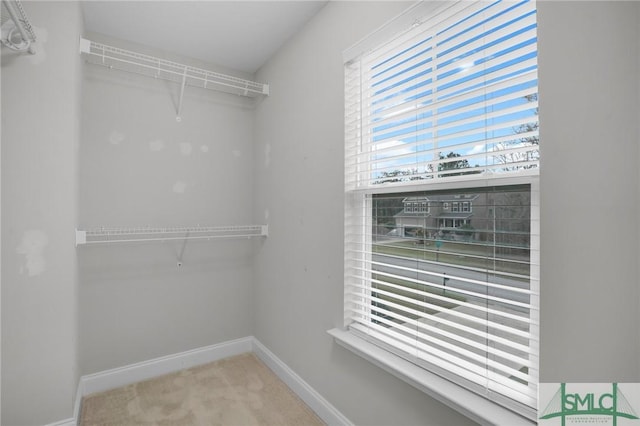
[79,38,269,97]
[79,37,269,121]
[75,225,268,246]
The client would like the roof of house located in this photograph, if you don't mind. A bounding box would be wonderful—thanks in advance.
[401,196,430,202]
[400,194,480,203]
[426,194,480,203]
[435,213,473,219]
[394,212,432,218]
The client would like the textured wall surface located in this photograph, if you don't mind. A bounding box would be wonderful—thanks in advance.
[2,2,639,425]
[252,2,479,425]
[538,1,640,382]
[78,33,258,375]
[1,2,83,424]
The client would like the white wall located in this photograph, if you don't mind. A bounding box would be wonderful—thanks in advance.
[253,2,478,425]
[538,1,640,382]
[254,0,640,424]
[2,1,639,425]
[78,33,257,374]
[1,2,83,424]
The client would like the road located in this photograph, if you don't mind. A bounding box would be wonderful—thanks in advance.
[371,253,532,312]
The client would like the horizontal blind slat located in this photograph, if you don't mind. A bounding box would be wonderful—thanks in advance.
[348,323,539,406]
[367,28,536,107]
[364,88,537,146]
[346,288,535,356]
[348,247,536,278]
[347,278,535,338]
[348,318,537,399]
[346,275,536,331]
[362,260,535,296]
[367,70,537,132]
[347,299,534,379]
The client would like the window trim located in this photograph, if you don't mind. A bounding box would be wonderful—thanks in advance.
[343,174,539,421]
[327,328,536,426]
[341,0,540,420]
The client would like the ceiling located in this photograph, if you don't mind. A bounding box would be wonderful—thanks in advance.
[81,1,328,74]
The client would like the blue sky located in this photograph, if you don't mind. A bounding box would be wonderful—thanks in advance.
[363,0,539,181]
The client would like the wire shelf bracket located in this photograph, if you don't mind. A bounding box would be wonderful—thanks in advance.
[75,224,268,246]
[78,37,270,121]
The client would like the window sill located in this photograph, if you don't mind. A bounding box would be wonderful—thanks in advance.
[327,328,535,426]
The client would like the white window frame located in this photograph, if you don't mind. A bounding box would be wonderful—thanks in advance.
[334,0,540,423]
[340,180,539,423]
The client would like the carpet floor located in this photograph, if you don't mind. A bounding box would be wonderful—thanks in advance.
[80,353,325,426]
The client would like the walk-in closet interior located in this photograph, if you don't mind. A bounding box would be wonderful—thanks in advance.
[2,1,640,425]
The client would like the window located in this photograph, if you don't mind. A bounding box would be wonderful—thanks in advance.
[344,0,539,419]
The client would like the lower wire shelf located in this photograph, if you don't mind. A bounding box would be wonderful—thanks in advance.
[75,224,268,246]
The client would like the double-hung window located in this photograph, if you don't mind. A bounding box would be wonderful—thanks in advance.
[343,0,539,420]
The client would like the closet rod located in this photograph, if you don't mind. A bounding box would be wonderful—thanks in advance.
[78,38,269,97]
[76,225,268,246]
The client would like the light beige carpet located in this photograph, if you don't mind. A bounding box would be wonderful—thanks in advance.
[80,353,325,426]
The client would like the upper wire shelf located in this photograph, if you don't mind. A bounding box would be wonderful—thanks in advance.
[76,225,268,246]
[79,38,268,97]
[79,37,269,121]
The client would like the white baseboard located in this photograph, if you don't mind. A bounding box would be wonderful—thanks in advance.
[55,336,350,426]
[79,336,253,396]
[44,418,75,426]
[252,339,353,426]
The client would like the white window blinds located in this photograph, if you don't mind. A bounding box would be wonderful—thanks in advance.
[344,0,539,419]
[345,0,538,191]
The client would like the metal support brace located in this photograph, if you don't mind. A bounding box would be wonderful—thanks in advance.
[176,66,187,122]
[177,231,189,267]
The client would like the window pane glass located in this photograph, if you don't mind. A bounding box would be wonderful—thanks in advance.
[371,184,532,391]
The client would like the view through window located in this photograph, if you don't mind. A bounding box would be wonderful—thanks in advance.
[344,0,539,418]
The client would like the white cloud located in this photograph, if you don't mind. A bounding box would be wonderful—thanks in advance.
[467,144,487,156]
